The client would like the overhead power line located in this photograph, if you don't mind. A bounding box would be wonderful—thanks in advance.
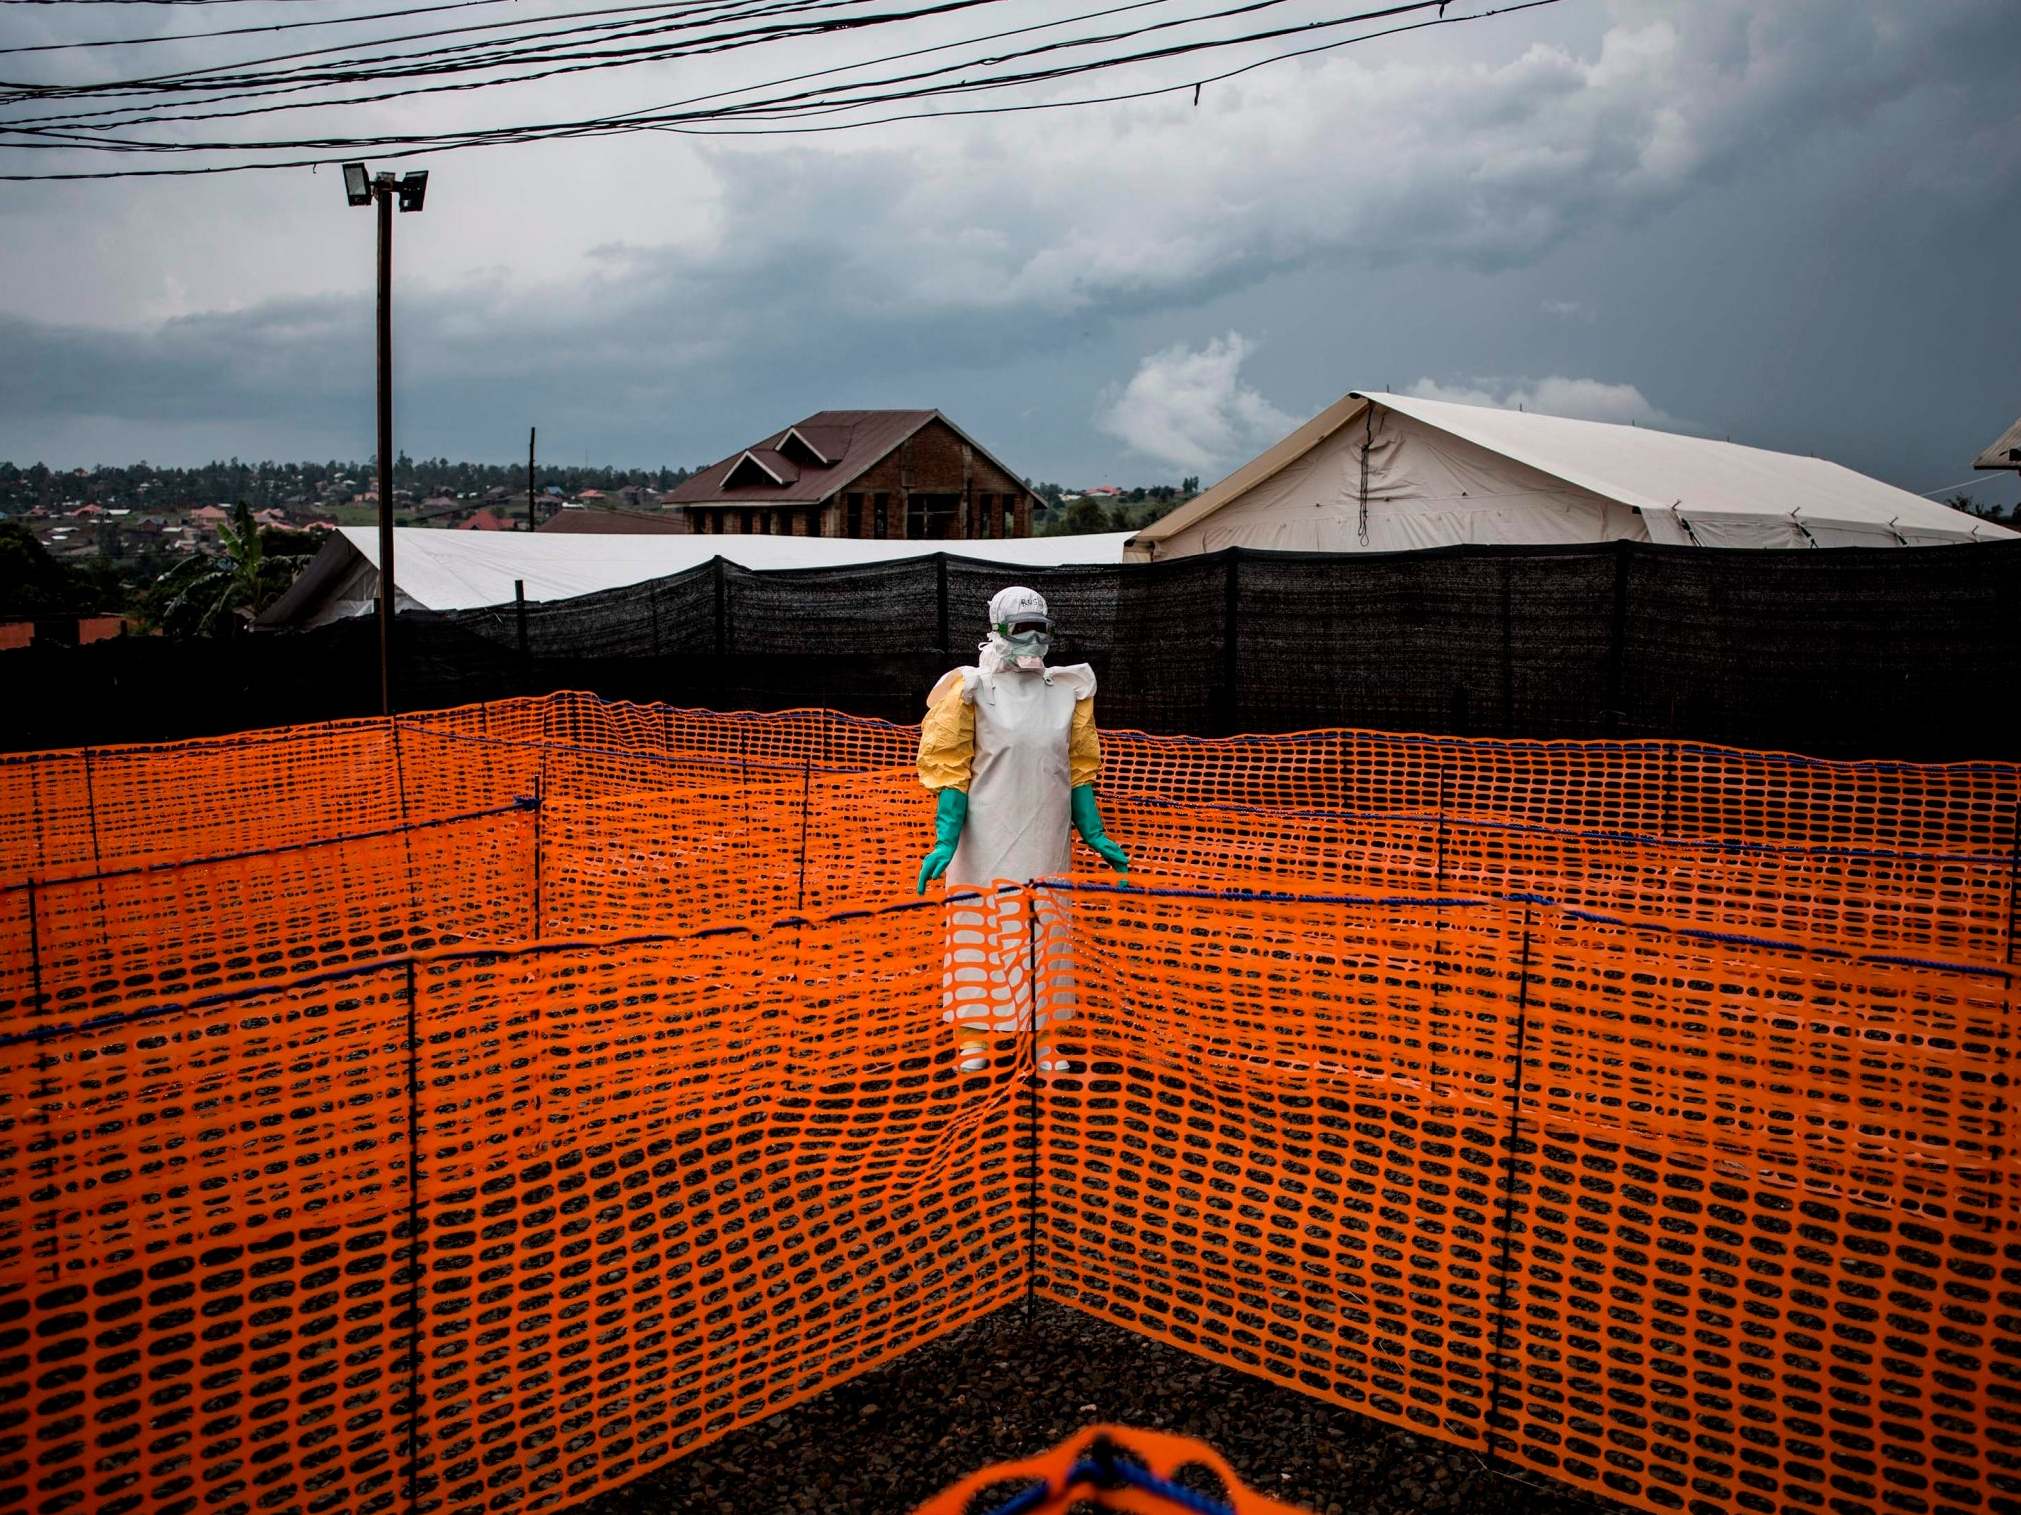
[7,0,1170,131]
[9,0,914,95]
[0,0,566,56]
[0,0,1563,179]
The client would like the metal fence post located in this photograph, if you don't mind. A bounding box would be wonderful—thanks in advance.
[1220,550,1241,736]
[402,957,425,1514]
[532,753,547,940]
[1602,540,1631,737]
[713,557,728,658]
[1024,881,1042,1326]
[936,554,950,655]
[2007,800,2019,966]
[1500,557,1515,736]
[1483,903,1534,1457]
[26,877,56,1280]
[795,757,812,912]
[82,748,110,954]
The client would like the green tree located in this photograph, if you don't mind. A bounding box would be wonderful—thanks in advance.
[145,502,310,637]
[1946,491,2012,523]
[0,520,94,616]
[1042,497,1113,536]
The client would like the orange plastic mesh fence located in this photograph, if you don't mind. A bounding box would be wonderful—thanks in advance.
[1032,882,2020,1515]
[3,691,2019,1515]
[3,809,536,1036]
[3,894,1029,1515]
[1108,797,2019,968]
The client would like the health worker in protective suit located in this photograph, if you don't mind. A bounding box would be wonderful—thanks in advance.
[914,586,1127,1073]
[914,586,1129,893]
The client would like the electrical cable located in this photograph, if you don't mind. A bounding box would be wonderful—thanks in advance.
[1,0,1285,131]
[0,0,1559,178]
[0,0,956,99]
[3,0,1434,131]
[9,0,1177,132]
[0,0,542,55]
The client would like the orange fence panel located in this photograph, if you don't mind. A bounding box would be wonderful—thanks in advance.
[0,806,535,1033]
[1111,796,2018,968]
[1,962,422,1515]
[1032,885,1527,1447]
[1032,880,2021,1515]
[3,890,1030,1515]
[1498,914,2020,1514]
[3,691,2020,1515]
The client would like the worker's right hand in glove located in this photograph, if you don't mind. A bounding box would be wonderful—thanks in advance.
[1070,784,1129,873]
[916,787,969,893]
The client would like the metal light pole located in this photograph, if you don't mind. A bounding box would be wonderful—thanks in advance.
[343,161,429,716]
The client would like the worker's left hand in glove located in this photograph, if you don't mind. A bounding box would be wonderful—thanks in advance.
[1070,784,1129,873]
[916,787,968,893]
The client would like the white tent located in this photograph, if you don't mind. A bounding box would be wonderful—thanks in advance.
[1128,391,2016,559]
[263,527,1138,627]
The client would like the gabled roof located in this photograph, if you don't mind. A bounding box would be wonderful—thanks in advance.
[1975,414,2021,471]
[777,425,837,467]
[723,449,795,488]
[1132,390,2017,549]
[1130,391,1371,548]
[665,410,1035,507]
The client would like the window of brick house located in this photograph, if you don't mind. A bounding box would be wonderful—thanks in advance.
[908,494,959,539]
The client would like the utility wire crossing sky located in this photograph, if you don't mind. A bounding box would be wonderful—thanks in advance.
[0,0,2013,505]
[0,0,1557,177]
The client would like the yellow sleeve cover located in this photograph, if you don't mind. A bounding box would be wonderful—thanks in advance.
[917,679,976,792]
[1070,697,1101,789]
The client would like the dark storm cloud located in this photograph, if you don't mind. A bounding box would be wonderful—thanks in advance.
[1,0,2016,493]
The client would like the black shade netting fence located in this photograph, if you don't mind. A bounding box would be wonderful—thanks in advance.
[5,538,2018,757]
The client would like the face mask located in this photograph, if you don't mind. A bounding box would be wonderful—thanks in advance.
[1002,630,1049,662]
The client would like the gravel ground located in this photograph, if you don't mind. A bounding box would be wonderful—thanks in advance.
[579,1301,1624,1515]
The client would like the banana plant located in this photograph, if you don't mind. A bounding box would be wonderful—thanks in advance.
[149,501,309,638]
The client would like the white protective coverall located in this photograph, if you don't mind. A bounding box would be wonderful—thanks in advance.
[919,586,1099,1068]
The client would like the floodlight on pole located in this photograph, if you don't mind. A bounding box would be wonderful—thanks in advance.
[340,161,428,717]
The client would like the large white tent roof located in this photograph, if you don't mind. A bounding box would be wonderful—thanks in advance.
[1132,391,2015,556]
[1372,391,1994,528]
[264,527,1138,626]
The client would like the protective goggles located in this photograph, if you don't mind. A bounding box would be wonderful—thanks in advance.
[996,615,1051,638]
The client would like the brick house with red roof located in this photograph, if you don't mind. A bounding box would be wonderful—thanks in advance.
[665,410,1039,539]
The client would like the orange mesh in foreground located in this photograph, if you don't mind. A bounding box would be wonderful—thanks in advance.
[912,1424,1310,1513]
[1,692,2018,1515]
[1033,882,2021,1515]
[2,894,1029,1514]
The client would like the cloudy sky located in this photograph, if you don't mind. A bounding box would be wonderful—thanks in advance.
[2,0,2016,507]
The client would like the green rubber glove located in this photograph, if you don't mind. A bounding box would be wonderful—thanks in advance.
[916,787,968,893]
[1071,784,1129,873]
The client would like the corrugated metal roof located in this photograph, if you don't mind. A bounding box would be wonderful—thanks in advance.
[537,506,690,535]
[260,527,1135,625]
[665,410,941,506]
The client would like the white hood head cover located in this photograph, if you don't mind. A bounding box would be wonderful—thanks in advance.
[979,584,1052,675]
